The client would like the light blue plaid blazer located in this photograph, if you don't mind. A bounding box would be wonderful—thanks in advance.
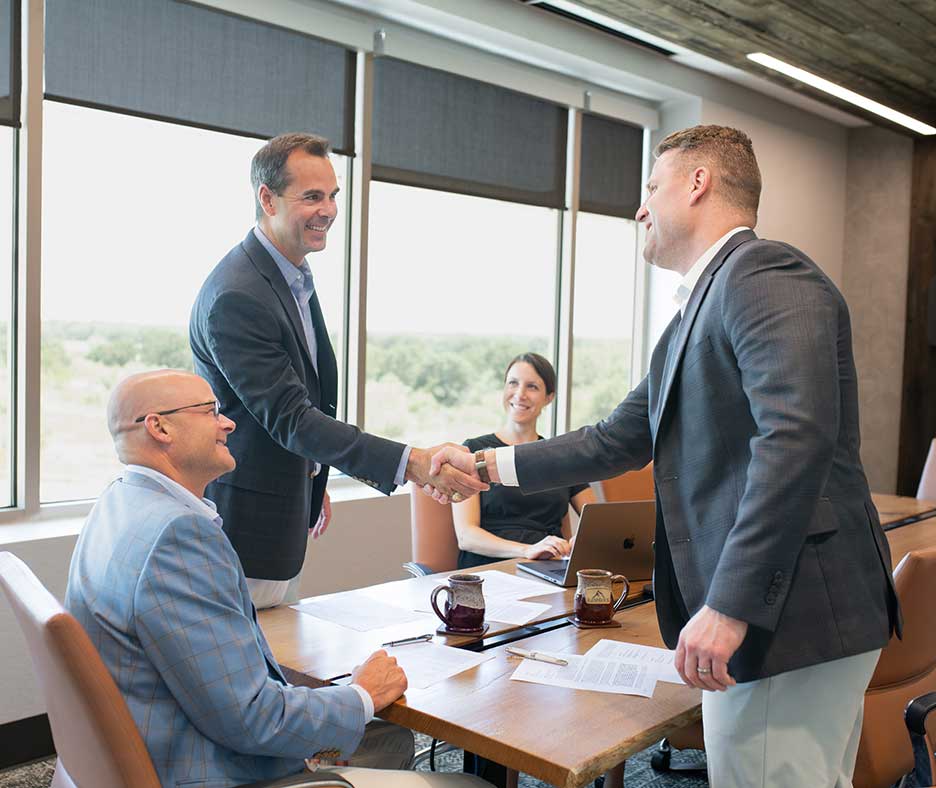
[65,471,366,788]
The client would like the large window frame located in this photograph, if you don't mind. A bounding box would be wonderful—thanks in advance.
[0,0,655,525]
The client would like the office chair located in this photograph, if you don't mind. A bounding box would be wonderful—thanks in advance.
[403,483,460,577]
[917,439,936,500]
[906,691,936,787]
[593,462,655,503]
[0,551,352,788]
[853,547,936,788]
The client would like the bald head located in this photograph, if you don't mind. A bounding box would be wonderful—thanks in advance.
[108,370,212,463]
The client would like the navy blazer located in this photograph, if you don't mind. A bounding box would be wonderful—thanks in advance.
[513,232,900,682]
[190,230,405,579]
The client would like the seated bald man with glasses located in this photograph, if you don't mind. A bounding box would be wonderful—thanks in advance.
[65,370,488,788]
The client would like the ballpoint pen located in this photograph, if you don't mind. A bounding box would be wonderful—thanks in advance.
[506,647,568,666]
[381,633,434,647]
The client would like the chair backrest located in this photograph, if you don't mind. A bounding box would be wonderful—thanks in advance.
[409,484,460,573]
[0,552,161,788]
[594,462,654,503]
[918,439,936,500]
[853,547,936,788]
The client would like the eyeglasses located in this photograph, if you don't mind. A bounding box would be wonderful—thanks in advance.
[134,400,220,423]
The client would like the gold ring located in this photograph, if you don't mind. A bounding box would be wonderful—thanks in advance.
[451,492,464,503]
[696,667,711,675]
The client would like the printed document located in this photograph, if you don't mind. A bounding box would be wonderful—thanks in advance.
[510,653,657,697]
[385,642,494,689]
[483,598,552,625]
[585,640,685,684]
[292,595,433,632]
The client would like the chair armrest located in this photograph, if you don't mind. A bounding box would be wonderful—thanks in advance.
[906,691,936,735]
[402,561,435,577]
[240,771,354,787]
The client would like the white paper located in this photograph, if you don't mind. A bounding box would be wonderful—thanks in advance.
[584,640,685,685]
[483,598,552,625]
[385,642,494,689]
[291,595,432,632]
[510,653,657,697]
[469,570,556,600]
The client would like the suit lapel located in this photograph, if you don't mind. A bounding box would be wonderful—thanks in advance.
[308,289,338,418]
[241,231,319,379]
[653,230,756,439]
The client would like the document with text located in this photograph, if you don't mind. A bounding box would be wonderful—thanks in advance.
[584,640,685,685]
[292,595,435,632]
[385,642,494,689]
[483,598,552,625]
[510,653,657,697]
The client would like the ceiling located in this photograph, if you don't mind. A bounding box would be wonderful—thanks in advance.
[528,0,936,135]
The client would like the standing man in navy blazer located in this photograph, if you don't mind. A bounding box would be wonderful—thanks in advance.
[191,134,483,608]
[434,126,900,787]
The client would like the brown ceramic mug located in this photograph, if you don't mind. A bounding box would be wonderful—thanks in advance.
[573,569,629,624]
[430,573,485,633]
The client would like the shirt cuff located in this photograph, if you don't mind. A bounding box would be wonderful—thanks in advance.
[394,446,412,488]
[495,445,519,486]
[350,682,375,720]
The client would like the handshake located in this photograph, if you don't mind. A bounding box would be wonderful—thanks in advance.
[405,444,496,504]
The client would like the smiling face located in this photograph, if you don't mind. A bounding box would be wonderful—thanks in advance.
[165,377,237,483]
[502,361,554,428]
[634,150,695,273]
[258,150,339,265]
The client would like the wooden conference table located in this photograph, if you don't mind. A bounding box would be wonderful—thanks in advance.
[261,493,936,787]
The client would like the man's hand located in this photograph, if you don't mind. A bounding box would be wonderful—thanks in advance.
[674,605,748,692]
[310,491,331,539]
[406,444,488,504]
[523,535,572,560]
[351,649,408,713]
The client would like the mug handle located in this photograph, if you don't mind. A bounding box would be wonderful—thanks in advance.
[610,575,631,612]
[430,585,454,625]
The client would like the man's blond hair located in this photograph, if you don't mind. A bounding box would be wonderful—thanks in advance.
[654,125,762,219]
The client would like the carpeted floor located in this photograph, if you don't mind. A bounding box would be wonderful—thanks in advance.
[0,739,708,788]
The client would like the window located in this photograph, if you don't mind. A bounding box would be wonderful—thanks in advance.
[365,182,558,446]
[570,213,640,429]
[0,127,13,507]
[39,102,348,502]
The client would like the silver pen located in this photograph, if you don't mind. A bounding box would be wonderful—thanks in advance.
[506,647,568,666]
[381,633,434,647]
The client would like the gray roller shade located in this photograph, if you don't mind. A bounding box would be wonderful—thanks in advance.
[372,57,567,208]
[580,113,644,218]
[45,0,355,152]
[0,0,18,128]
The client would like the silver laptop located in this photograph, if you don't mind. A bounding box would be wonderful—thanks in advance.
[517,500,655,587]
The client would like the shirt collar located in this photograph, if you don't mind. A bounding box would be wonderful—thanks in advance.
[253,225,314,296]
[674,226,751,315]
[124,464,222,526]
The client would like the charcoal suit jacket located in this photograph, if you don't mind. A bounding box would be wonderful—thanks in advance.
[512,230,900,682]
[190,230,405,579]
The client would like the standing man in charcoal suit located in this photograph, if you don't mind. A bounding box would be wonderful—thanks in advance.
[432,125,901,787]
[191,133,484,609]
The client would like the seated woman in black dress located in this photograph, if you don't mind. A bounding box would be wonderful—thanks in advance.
[453,352,596,569]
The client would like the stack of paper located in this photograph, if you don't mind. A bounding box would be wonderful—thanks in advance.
[584,640,685,685]
[291,594,434,632]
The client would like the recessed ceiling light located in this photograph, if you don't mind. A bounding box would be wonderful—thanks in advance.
[747,52,935,135]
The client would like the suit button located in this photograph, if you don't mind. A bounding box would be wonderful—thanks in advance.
[765,594,777,605]
[773,571,783,581]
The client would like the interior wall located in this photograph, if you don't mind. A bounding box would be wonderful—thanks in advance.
[700,99,849,287]
[842,127,913,492]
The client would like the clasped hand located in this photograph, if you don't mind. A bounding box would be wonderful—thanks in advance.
[407,444,488,504]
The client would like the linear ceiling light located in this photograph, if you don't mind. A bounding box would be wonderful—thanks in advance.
[747,52,935,135]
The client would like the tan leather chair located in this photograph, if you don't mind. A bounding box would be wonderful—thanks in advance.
[0,551,352,788]
[405,483,459,576]
[594,462,655,502]
[918,439,936,500]
[906,691,936,787]
[854,547,936,788]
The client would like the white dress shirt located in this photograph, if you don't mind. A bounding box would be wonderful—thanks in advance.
[494,227,752,486]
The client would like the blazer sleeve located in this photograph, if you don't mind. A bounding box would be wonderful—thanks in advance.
[513,374,653,493]
[202,287,404,492]
[704,246,840,631]
[133,513,367,760]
